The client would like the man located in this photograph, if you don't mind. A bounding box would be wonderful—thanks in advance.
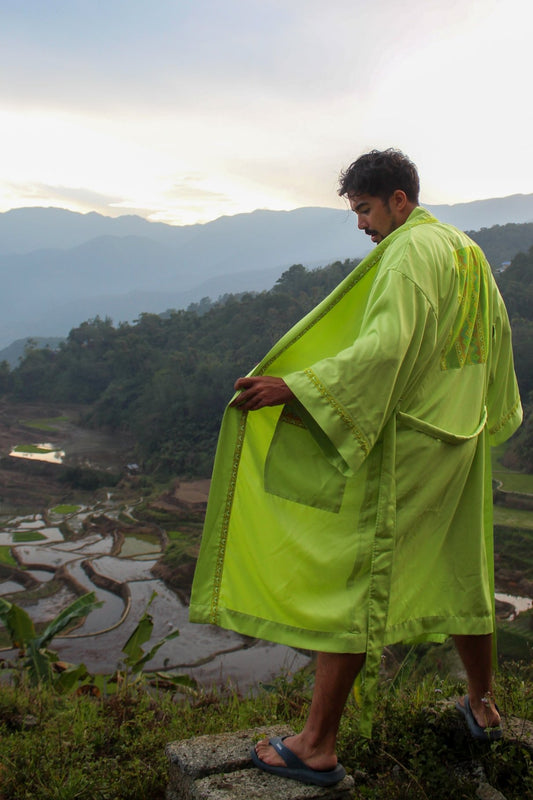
[189,149,522,786]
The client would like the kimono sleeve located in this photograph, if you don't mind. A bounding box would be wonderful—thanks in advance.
[487,287,522,445]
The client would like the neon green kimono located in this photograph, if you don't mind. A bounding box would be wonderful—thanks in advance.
[189,207,522,732]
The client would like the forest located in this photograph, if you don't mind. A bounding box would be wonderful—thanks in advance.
[1,239,532,478]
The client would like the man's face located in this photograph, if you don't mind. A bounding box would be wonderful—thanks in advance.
[348,193,400,244]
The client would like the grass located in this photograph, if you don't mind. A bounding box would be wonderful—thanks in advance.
[494,507,533,530]
[494,471,533,494]
[0,664,531,800]
[50,505,81,515]
[494,525,533,571]
[12,444,56,455]
[11,531,46,543]
[498,611,533,660]
[492,444,533,494]
[20,416,70,432]
[167,530,188,541]
[0,546,17,567]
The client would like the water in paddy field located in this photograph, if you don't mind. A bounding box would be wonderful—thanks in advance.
[9,443,65,464]
[0,501,310,689]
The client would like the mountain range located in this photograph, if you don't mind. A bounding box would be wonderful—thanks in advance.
[1,193,533,353]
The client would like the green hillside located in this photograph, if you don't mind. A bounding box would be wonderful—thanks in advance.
[0,239,531,478]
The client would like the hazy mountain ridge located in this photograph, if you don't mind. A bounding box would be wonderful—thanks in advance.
[1,195,533,350]
[3,193,533,255]
[0,207,199,255]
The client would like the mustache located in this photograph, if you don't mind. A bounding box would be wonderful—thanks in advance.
[365,229,378,237]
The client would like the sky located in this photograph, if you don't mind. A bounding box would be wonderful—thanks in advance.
[1,0,532,226]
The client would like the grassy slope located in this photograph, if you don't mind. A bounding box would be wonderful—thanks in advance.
[0,664,532,800]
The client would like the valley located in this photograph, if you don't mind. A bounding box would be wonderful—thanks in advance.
[1,401,532,691]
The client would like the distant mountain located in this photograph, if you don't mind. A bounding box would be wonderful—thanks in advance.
[0,207,198,255]
[1,194,533,350]
[428,194,533,232]
[2,194,533,256]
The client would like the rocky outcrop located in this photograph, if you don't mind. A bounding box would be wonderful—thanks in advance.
[167,713,533,800]
[166,726,354,800]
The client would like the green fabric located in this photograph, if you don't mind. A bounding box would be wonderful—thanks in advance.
[189,207,522,734]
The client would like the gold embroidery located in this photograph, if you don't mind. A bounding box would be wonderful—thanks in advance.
[304,368,369,456]
[279,407,307,428]
[210,411,248,623]
[441,246,488,370]
[489,399,521,437]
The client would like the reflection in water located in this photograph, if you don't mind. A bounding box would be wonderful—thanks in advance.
[9,443,65,464]
[91,555,158,583]
[26,570,55,583]
[65,561,125,634]
[29,586,78,623]
[119,535,161,558]
[495,591,533,620]
[0,501,314,687]
[0,580,26,596]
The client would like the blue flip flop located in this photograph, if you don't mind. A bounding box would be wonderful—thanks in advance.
[455,695,503,741]
[251,736,346,786]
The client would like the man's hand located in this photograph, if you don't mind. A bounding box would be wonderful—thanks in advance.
[230,376,294,411]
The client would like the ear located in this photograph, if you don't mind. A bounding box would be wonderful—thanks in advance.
[391,189,409,211]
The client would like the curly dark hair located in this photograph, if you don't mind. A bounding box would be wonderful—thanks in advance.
[338,148,420,204]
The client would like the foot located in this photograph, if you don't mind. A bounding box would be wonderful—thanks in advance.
[254,733,338,773]
[472,693,501,729]
[457,692,501,730]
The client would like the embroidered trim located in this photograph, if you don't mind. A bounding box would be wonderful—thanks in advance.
[210,411,248,623]
[488,399,521,437]
[304,368,369,456]
[279,408,306,428]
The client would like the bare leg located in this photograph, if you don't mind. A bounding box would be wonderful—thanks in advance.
[255,651,365,771]
[453,634,501,727]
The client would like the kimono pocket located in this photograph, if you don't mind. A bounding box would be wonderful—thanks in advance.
[264,407,347,513]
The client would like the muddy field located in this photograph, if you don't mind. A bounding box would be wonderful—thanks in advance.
[2,399,532,683]
[0,400,136,512]
[0,400,311,688]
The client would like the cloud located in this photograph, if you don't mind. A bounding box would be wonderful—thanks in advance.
[145,177,256,225]
[1,0,532,224]
[165,180,233,204]
[0,182,175,221]
[1,182,134,216]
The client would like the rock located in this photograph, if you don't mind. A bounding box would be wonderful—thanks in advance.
[166,726,355,800]
[504,715,533,753]
[476,783,508,800]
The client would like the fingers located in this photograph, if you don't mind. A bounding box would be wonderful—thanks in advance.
[229,376,293,411]
[230,376,269,410]
[234,376,255,391]
[229,386,260,410]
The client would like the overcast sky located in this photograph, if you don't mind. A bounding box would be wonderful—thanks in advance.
[1,0,531,225]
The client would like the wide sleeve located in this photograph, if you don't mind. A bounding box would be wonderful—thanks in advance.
[283,266,437,474]
[486,288,522,445]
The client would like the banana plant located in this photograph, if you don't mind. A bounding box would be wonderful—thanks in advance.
[0,592,102,691]
[0,591,194,695]
[115,590,193,691]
